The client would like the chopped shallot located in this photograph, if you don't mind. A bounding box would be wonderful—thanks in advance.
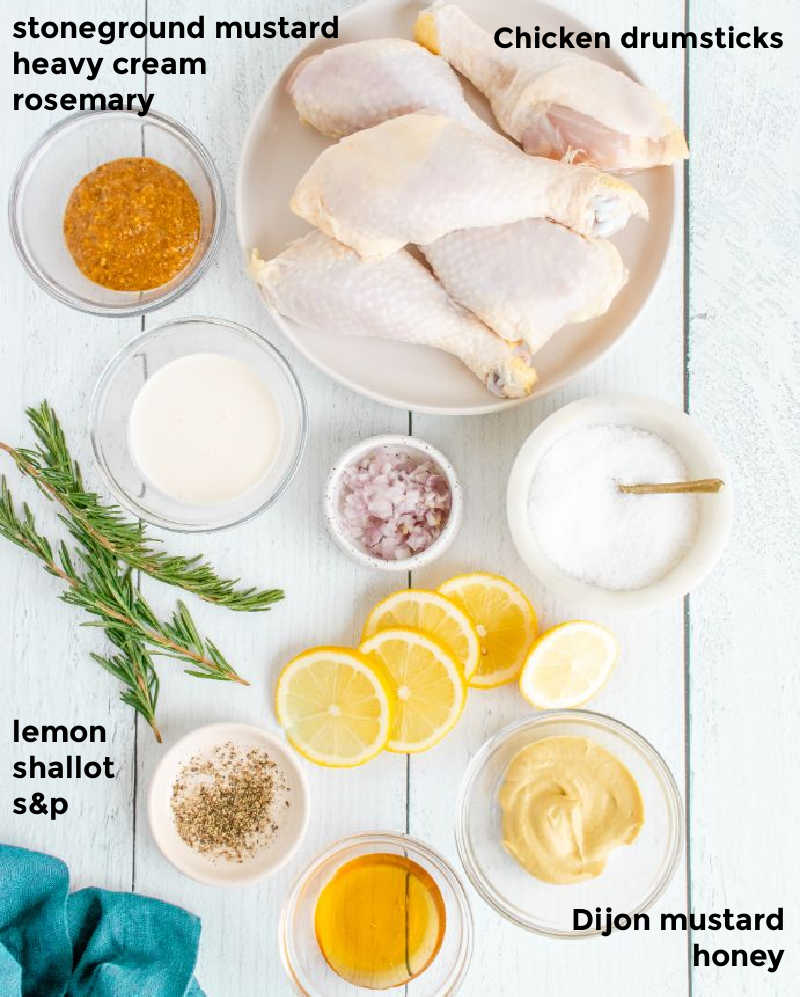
[339,449,451,560]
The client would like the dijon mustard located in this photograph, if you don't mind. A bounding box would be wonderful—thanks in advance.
[499,736,644,884]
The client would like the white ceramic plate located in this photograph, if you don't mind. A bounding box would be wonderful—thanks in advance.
[148,723,309,886]
[323,434,463,570]
[236,0,675,414]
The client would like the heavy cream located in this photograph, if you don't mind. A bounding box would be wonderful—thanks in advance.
[128,352,280,506]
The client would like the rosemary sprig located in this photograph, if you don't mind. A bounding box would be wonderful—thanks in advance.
[0,476,248,680]
[0,401,283,612]
[93,634,161,743]
[0,470,250,741]
[0,403,287,740]
[0,476,160,739]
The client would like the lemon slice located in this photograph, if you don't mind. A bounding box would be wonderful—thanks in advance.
[438,573,537,688]
[519,621,618,709]
[362,589,479,680]
[360,628,466,753]
[276,647,395,767]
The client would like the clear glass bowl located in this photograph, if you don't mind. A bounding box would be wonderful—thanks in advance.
[9,109,223,315]
[281,832,473,996]
[457,712,683,937]
[89,316,307,532]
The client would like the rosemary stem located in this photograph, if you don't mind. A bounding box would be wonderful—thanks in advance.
[0,432,283,612]
[0,440,119,553]
[5,495,248,683]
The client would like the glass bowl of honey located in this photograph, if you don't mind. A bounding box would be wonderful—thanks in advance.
[9,109,223,316]
[281,832,473,995]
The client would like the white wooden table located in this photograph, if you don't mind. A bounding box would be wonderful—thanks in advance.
[2,1,797,994]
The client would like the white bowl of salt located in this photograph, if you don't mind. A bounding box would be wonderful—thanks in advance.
[507,394,733,612]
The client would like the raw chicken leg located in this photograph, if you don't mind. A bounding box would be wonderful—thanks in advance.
[248,233,537,399]
[422,219,628,350]
[289,77,629,350]
[291,111,647,258]
[284,51,637,356]
[414,3,688,171]
[288,38,499,141]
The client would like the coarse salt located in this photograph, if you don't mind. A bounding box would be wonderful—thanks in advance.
[527,424,699,590]
[339,448,451,561]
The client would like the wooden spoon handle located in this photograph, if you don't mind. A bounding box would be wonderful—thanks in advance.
[618,478,725,495]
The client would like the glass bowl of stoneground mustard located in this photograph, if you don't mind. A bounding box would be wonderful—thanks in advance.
[280,832,473,995]
[457,712,683,937]
[9,109,223,315]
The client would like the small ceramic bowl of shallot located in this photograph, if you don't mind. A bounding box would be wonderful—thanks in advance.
[324,435,463,572]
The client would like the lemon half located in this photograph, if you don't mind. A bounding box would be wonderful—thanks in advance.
[519,621,618,709]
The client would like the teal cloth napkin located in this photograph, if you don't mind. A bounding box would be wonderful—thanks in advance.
[0,845,205,997]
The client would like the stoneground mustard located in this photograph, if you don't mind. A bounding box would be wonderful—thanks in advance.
[499,736,644,884]
[63,156,200,291]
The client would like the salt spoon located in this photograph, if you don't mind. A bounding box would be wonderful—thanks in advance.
[618,478,725,495]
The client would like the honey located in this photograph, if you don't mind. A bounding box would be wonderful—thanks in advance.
[63,156,200,291]
[314,852,446,989]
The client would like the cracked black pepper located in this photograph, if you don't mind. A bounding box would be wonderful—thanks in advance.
[170,741,289,862]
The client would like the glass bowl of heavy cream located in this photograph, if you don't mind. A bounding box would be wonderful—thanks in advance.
[456,712,683,936]
[90,316,307,531]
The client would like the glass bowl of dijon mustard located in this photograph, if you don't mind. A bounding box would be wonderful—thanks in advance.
[281,832,473,996]
[457,712,683,937]
[9,109,223,316]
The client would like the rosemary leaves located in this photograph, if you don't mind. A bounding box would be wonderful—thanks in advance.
[4,402,283,611]
[0,403,285,741]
